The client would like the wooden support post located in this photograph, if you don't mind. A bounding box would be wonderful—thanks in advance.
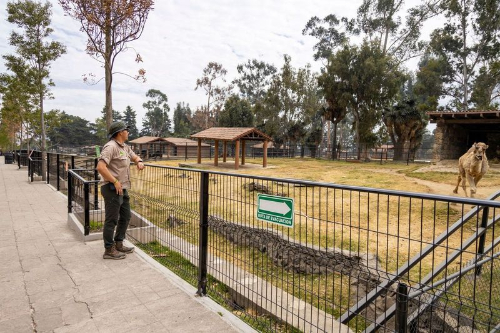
[263,140,268,168]
[241,140,246,165]
[235,140,240,170]
[197,139,202,164]
[223,141,227,162]
[214,140,219,166]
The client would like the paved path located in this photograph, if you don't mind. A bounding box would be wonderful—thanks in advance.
[0,163,253,333]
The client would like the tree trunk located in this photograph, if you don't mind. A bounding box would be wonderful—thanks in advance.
[326,120,330,156]
[393,141,405,161]
[461,0,468,111]
[40,92,47,181]
[105,5,113,131]
[354,111,361,160]
[331,121,337,160]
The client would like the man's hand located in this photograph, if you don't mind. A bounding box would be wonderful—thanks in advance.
[115,181,123,195]
[137,161,144,170]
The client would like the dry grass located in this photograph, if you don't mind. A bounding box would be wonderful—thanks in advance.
[133,158,498,279]
[128,158,499,328]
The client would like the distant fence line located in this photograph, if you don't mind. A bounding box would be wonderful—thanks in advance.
[40,142,439,164]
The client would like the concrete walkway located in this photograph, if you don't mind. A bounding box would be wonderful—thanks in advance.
[0,162,254,333]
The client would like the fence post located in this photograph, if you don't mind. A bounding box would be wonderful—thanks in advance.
[71,156,75,169]
[29,159,33,182]
[56,154,60,191]
[476,206,490,275]
[197,171,209,296]
[185,143,188,161]
[94,158,99,209]
[67,171,73,213]
[47,153,50,184]
[84,182,90,236]
[395,282,409,333]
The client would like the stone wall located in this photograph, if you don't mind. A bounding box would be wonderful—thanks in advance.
[433,120,468,160]
[207,215,397,319]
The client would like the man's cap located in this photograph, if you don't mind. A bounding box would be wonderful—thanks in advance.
[108,121,130,139]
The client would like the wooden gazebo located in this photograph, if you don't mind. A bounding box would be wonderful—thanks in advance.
[191,127,272,169]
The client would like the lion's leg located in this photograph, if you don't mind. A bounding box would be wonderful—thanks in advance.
[475,174,483,186]
[453,173,462,194]
[467,173,477,198]
[461,172,468,196]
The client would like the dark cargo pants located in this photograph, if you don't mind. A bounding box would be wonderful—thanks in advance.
[101,184,131,249]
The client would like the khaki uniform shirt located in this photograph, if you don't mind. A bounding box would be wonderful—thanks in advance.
[99,140,137,189]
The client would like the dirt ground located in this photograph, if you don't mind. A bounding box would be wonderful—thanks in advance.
[404,159,500,198]
[157,158,500,199]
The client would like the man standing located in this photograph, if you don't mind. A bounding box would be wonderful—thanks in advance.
[97,121,145,259]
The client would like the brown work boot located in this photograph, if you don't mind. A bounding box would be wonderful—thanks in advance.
[115,241,134,254]
[103,244,126,260]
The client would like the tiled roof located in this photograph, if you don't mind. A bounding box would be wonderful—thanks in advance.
[191,127,272,141]
[163,137,210,147]
[427,110,500,123]
[427,110,500,114]
[129,136,166,144]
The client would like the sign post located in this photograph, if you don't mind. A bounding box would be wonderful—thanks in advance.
[257,194,294,228]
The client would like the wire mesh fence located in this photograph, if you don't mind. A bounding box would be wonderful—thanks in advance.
[16,149,500,332]
[123,164,500,332]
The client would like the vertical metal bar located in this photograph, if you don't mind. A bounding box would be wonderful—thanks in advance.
[395,282,408,333]
[197,171,209,296]
[47,153,50,184]
[67,171,73,213]
[29,159,33,182]
[185,143,188,161]
[56,154,60,190]
[476,206,490,275]
[84,182,90,236]
[94,158,99,209]
[71,156,75,169]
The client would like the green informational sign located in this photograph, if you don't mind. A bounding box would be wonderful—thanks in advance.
[95,145,100,157]
[257,194,294,228]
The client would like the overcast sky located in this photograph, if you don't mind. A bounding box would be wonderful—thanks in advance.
[0,0,438,129]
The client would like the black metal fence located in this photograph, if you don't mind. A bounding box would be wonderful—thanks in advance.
[67,168,102,236]
[14,151,500,332]
[46,152,98,191]
[13,150,29,168]
[28,151,43,182]
[121,164,500,332]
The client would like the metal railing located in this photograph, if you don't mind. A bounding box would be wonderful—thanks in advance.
[67,169,101,236]
[124,163,500,332]
[13,150,29,168]
[47,152,97,191]
[15,151,500,332]
[28,155,43,182]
